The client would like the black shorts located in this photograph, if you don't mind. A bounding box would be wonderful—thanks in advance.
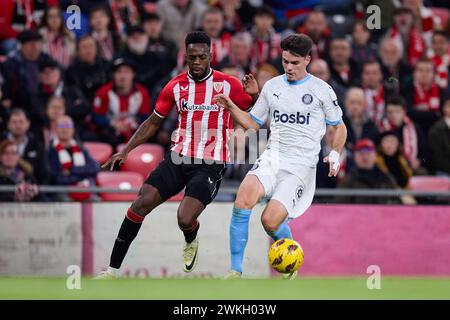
[146,151,227,207]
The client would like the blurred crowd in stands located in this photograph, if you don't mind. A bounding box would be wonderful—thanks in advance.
[0,0,449,203]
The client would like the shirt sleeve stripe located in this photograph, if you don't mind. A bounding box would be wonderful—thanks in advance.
[250,113,264,126]
[325,118,342,125]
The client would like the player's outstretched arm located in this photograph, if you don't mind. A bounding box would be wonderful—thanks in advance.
[213,94,260,130]
[323,122,347,177]
[101,113,164,170]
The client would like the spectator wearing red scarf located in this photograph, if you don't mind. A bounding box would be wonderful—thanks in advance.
[405,58,444,135]
[388,7,425,67]
[177,7,233,70]
[249,6,281,69]
[403,0,439,47]
[200,7,232,68]
[109,0,143,40]
[297,10,330,60]
[428,31,450,90]
[379,96,427,173]
[48,115,99,201]
[361,61,386,128]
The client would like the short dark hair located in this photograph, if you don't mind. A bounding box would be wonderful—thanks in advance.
[393,7,414,17]
[432,30,449,41]
[90,5,110,17]
[76,34,96,51]
[141,12,160,23]
[386,95,407,110]
[185,31,211,49]
[280,34,313,57]
[202,6,223,18]
[415,57,434,67]
[362,59,381,71]
[8,108,29,121]
[254,5,275,19]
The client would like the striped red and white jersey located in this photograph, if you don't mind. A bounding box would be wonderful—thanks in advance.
[154,69,253,162]
[93,82,151,118]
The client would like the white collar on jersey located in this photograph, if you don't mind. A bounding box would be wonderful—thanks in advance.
[187,68,213,82]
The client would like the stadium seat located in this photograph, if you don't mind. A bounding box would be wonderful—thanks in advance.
[96,171,143,201]
[117,143,164,179]
[409,176,450,192]
[431,7,449,28]
[84,142,113,165]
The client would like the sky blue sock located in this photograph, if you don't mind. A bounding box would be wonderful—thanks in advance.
[268,220,292,241]
[230,207,252,273]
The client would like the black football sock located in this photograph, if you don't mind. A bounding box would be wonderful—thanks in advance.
[109,208,144,269]
[182,220,200,244]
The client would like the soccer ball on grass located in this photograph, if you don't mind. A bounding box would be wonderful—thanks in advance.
[268,238,304,273]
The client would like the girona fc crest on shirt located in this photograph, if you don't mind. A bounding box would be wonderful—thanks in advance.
[213,82,223,92]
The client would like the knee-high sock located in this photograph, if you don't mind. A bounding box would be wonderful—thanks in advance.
[229,207,252,273]
[267,220,292,241]
[109,208,144,269]
[181,220,200,244]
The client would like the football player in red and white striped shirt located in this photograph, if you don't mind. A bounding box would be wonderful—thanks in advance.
[96,31,255,279]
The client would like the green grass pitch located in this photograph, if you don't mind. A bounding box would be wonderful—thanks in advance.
[1,277,450,300]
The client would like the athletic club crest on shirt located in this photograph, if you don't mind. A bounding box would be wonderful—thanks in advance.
[302,94,313,105]
[213,82,223,93]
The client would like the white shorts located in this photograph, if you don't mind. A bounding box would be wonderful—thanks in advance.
[246,150,316,219]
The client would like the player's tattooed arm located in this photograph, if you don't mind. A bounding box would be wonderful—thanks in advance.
[101,113,163,170]
[213,94,260,130]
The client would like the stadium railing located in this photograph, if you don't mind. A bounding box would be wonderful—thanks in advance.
[0,185,448,198]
